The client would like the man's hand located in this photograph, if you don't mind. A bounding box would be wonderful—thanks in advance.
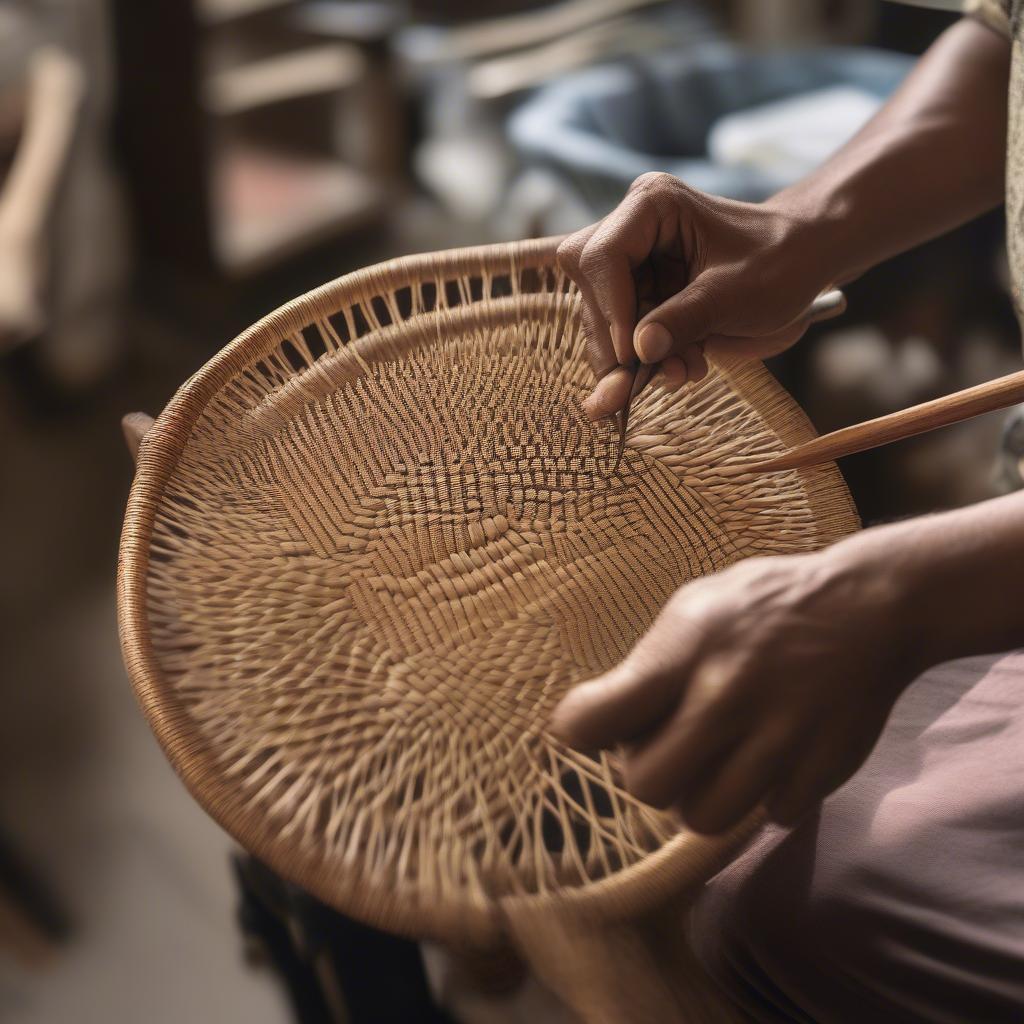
[556,16,1011,422]
[549,15,1020,835]
[556,172,837,420]
[551,545,925,834]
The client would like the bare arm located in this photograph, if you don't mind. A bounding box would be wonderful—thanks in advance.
[772,15,1011,288]
[558,17,1011,418]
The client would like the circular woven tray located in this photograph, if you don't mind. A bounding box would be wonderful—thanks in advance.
[118,237,859,947]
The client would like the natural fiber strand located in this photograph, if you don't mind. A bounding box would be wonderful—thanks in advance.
[119,238,859,1014]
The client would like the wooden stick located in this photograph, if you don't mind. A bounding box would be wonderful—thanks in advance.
[748,367,1024,473]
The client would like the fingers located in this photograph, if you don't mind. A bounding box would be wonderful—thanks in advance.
[762,724,848,828]
[679,729,791,834]
[558,176,714,414]
[550,660,683,753]
[558,225,616,380]
[579,299,619,382]
[552,630,844,835]
[582,365,634,420]
[575,189,669,365]
[617,655,748,809]
[582,351,696,418]
[577,323,711,418]
[763,753,829,828]
[637,284,846,368]
[578,350,699,419]
[765,698,887,827]
[550,611,704,750]
[559,183,679,370]
[634,275,721,365]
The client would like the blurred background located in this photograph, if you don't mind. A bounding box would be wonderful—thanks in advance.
[0,1,1019,1021]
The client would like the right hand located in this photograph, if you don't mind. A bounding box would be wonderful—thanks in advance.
[556,172,841,419]
[550,542,919,834]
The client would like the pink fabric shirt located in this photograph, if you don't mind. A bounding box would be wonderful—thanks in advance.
[691,651,1024,1021]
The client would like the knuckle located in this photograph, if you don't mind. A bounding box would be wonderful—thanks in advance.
[722,555,768,582]
[628,172,681,220]
[688,657,739,707]
[630,171,676,196]
[556,235,584,273]
[668,581,719,625]
[663,599,716,651]
[577,239,611,278]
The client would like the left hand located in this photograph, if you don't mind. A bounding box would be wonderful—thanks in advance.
[555,173,841,420]
[550,547,927,834]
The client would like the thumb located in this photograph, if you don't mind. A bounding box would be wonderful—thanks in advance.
[550,611,703,750]
[550,661,680,751]
[633,275,721,365]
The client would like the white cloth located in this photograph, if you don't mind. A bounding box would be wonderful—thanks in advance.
[708,86,882,182]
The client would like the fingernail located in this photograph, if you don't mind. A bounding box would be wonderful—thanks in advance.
[635,323,672,363]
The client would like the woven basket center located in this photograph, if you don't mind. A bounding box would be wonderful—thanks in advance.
[133,269,856,930]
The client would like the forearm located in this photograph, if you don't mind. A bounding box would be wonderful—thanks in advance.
[767,18,1010,287]
[832,490,1024,672]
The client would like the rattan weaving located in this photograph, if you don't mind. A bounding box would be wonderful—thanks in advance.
[118,237,858,1018]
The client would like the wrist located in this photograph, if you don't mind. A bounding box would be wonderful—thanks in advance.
[827,499,1024,674]
[817,532,937,686]
[761,188,854,293]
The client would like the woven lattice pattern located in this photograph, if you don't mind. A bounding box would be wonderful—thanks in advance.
[120,240,858,942]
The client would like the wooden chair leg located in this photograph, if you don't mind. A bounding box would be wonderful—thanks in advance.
[121,412,154,465]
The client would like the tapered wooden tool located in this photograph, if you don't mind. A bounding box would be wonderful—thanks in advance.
[748,367,1024,474]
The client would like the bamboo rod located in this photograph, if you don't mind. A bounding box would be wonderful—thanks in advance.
[748,367,1024,473]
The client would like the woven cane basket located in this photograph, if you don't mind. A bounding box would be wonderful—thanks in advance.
[118,237,859,1015]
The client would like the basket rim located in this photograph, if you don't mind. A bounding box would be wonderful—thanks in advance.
[117,236,860,944]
